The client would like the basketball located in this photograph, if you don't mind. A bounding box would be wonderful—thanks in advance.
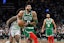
[18,20,25,27]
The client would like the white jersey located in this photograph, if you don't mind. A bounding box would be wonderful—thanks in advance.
[10,21,20,30]
[9,21,21,37]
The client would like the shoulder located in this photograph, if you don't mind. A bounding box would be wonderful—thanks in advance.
[50,18,53,20]
[50,18,54,21]
[50,18,54,22]
[12,16,17,18]
[44,19,46,22]
[31,11,37,16]
[17,10,25,16]
[18,10,24,14]
[32,11,37,14]
[45,18,47,20]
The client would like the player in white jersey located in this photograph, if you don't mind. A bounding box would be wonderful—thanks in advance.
[6,16,21,43]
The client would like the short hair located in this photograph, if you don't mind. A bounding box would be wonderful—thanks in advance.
[25,4,31,7]
[25,2,31,7]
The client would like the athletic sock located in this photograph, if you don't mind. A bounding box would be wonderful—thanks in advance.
[30,32,38,43]
[48,36,51,43]
[51,36,54,43]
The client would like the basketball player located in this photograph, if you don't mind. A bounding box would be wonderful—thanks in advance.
[6,16,21,43]
[17,4,38,43]
[41,14,56,43]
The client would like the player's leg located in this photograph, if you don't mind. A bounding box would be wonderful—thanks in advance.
[46,29,51,43]
[50,29,54,43]
[30,32,38,43]
[5,36,13,43]
[48,32,54,43]
[46,29,53,43]
[6,29,14,43]
[48,36,51,43]
[15,35,20,43]
[23,30,31,43]
[9,29,14,43]
[15,30,21,43]
[9,36,14,43]
[27,38,32,43]
[51,36,54,43]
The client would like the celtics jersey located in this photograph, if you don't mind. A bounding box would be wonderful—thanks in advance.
[22,11,33,27]
[45,18,53,28]
[45,18,54,37]
[10,21,20,30]
[22,11,36,37]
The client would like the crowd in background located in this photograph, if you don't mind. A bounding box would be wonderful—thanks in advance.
[0,0,64,40]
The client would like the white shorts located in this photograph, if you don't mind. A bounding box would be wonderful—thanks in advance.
[9,26,21,37]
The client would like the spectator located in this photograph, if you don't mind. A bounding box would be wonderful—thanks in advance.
[0,27,4,39]
[61,25,64,34]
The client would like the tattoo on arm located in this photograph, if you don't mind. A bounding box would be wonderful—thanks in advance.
[30,11,38,26]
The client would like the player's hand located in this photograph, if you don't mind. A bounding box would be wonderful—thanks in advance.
[41,29,44,33]
[54,29,57,33]
[24,23,28,26]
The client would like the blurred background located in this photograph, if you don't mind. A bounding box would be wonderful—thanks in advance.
[0,0,64,42]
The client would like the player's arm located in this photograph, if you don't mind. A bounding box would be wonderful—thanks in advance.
[17,11,24,26]
[30,11,38,26]
[17,11,27,27]
[17,11,23,20]
[52,19,57,33]
[41,19,46,33]
[6,16,17,27]
[6,16,17,34]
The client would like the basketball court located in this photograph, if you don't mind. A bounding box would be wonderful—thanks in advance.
[0,39,64,43]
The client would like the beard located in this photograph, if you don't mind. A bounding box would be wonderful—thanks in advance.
[27,9,31,12]
[47,17,50,18]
